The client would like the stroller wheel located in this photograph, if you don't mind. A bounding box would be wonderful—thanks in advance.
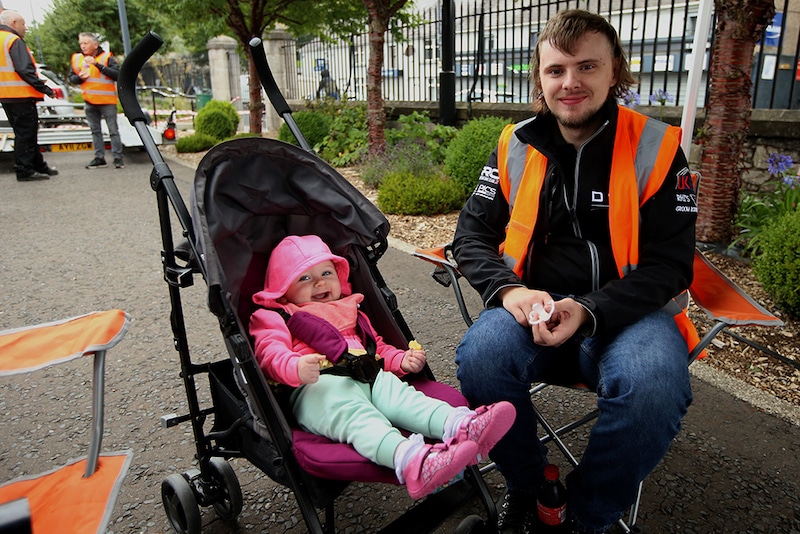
[455,514,490,534]
[208,457,243,521]
[162,473,201,534]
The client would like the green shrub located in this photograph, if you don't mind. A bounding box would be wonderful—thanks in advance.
[176,133,217,153]
[195,100,239,140]
[319,103,368,166]
[377,171,465,215]
[200,99,240,128]
[360,139,441,189]
[278,110,332,150]
[753,209,800,317]
[386,111,457,163]
[444,116,513,193]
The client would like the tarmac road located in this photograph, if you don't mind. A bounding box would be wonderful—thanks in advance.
[1,148,800,533]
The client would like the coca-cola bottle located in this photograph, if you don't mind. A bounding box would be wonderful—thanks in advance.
[537,464,567,530]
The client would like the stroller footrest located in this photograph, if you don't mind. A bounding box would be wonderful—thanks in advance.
[161,413,185,428]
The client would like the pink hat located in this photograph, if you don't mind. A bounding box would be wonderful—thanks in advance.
[254,235,351,303]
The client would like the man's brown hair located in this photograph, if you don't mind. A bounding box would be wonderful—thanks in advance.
[530,9,637,114]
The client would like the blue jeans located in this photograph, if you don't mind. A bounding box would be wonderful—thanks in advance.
[455,305,692,530]
[84,102,122,160]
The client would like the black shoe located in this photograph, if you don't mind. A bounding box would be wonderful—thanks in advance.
[86,158,108,169]
[38,167,59,176]
[113,158,125,169]
[497,489,537,534]
[17,171,50,181]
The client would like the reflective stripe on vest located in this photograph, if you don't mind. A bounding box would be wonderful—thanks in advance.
[0,31,45,99]
[498,107,681,278]
[71,51,117,105]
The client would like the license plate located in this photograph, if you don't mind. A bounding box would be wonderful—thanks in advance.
[50,142,93,151]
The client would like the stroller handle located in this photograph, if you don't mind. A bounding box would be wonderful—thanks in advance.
[248,37,291,116]
[249,37,313,152]
[119,31,164,124]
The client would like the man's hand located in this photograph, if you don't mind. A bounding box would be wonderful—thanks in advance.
[401,349,426,374]
[499,286,555,326]
[531,298,588,347]
[297,353,327,384]
[499,288,588,347]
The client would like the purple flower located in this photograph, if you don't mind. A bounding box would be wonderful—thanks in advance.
[781,174,799,189]
[649,89,674,105]
[767,152,793,177]
[619,89,640,108]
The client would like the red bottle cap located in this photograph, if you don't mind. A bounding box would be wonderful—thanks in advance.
[544,464,559,481]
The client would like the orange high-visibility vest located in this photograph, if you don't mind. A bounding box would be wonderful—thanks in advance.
[497,106,701,353]
[0,30,46,99]
[71,51,117,105]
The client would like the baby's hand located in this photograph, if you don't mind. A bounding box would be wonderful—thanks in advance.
[401,347,426,374]
[297,353,327,384]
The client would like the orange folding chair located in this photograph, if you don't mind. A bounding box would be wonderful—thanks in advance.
[413,244,784,531]
[0,310,133,534]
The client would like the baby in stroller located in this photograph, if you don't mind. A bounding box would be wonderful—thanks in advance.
[249,234,515,500]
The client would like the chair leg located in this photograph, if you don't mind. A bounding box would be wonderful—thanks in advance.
[324,502,336,534]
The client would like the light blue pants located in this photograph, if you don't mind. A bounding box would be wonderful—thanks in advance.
[455,305,692,530]
[291,370,452,468]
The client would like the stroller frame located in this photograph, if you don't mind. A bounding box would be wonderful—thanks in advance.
[119,32,498,534]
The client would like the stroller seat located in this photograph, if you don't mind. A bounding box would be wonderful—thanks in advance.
[291,377,468,483]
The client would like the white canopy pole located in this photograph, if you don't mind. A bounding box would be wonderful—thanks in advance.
[680,0,715,155]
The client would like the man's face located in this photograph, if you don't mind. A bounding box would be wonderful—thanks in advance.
[79,36,98,55]
[538,30,617,134]
[10,16,27,37]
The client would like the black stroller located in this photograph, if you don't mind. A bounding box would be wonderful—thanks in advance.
[118,32,498,534]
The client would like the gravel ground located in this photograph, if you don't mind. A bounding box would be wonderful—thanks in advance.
[1,148,800,534]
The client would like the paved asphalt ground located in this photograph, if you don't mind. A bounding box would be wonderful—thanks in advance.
[2,147,800,533]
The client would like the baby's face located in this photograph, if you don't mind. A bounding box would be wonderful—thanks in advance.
[282,260,342,305]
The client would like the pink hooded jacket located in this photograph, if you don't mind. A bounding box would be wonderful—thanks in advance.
[249,235,407,387]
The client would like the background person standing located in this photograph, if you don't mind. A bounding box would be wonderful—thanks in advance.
[0,9,58,182]
[69,32,123,169]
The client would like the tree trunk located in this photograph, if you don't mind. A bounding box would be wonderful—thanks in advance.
[247,50,264,135]
[697,0,774,244]
[365,12,388,156]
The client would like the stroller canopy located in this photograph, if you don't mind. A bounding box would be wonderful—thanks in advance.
[191,138,390,317]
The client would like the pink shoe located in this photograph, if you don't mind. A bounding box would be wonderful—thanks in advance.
[403,440,479,500]
[455,401,516,462]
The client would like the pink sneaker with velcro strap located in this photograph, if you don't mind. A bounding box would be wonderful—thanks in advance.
[403,440,478,500]
[455,401,516,463]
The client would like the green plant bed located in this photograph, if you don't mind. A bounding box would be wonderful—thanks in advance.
[377,171,465,215]
[176,133,217,153]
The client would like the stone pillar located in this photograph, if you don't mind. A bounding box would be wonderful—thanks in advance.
[206,35,239,105]
[262,27,295,134]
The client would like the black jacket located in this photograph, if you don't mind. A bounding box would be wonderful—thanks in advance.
[0,24,54,103]
[453,99,697,335]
